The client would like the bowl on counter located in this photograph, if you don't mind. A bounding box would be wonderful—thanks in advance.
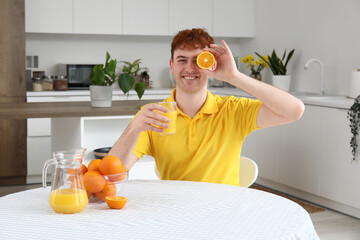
[93,147,111,159]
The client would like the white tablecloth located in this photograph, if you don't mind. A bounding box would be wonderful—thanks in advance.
[0,180,319,240]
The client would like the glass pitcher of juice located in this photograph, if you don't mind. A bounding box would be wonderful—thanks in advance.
[42,148,88,214]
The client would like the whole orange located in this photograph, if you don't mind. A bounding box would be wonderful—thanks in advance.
[81,164,88,175]
[83,170,106,193]
[99,155,125,175]
[87,159,102,172]
[86,191,93,198]
[95,180,117,201]
[108,169,127,183]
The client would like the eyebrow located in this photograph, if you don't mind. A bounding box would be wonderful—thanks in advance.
[176,55,197,60]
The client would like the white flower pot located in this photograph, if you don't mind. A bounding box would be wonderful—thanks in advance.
[272,75,291,92]
[90,85,113,107]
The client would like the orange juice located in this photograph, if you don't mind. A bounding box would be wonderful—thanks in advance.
[49,188,88,214]
[160,111,177,135]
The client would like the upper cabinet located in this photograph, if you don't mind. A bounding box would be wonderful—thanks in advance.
[169,0,212,36]
[25,0,73,33]
[213,0,254,37]
[25,0,254,37]
[123,0,169,36]
[73,0,123,34]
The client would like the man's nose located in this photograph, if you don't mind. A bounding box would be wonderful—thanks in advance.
[185,61,198,73]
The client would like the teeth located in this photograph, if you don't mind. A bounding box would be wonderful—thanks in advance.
[184,76,196,80]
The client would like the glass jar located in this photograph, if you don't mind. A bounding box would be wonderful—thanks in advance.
[42,75,53,91]
[32,77,43,92]
[54,76,68,91]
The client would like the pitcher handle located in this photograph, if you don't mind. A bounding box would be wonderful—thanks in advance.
[42,159,54,188]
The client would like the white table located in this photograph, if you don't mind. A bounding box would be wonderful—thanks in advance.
[0,180,319,239]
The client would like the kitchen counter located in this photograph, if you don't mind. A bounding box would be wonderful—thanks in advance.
[0,99,161,119]
[27,87,355,110]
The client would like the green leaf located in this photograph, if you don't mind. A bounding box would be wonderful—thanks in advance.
[282,49,287,61]
[134,82,146,99]
[268,55,279,75]
[106,51,110,63]
[90,65,105,85]
[132,59,141,66]
[284,49,295,69]
[255,52,275,74]
[105,59,117,80]
[118,73,134,94]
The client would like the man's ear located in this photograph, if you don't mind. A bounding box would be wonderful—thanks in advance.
[169,58,174,74]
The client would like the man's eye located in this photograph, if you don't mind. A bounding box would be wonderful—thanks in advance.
[178,59,186,63]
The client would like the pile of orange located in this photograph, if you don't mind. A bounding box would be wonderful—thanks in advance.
[70,155,128,202]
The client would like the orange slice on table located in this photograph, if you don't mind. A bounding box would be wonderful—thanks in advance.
[197,51,216,70]
[105,196,127,209]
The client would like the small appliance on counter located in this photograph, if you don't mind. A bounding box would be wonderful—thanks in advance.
[58,64,96,90]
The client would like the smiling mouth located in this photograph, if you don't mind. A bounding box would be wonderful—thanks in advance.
[182,76,198,80]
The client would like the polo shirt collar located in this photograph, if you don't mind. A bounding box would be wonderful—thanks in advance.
[165,89,218,115]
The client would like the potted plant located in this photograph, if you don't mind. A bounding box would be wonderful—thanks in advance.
[89,52,117,107]
[90,52,146,107]
[241,54,268,81]
[348,95,360,161]
[255,49,295,91]
[118,59,146,99]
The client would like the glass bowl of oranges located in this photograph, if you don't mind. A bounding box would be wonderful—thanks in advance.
[82,155,128,202]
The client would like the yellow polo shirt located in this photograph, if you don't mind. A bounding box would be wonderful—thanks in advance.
[133,89,263,186]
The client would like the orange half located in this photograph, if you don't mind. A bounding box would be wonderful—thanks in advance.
[105,196,127,209]
[197,51,215,70]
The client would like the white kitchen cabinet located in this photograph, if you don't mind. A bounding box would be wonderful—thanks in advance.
[317,107,360,209]
[27,97,53,183]
[27,118,51,137]
[25,0,73,33]
[25,0,254,37]
[26,118,52,183]
[27,136,51,183]
[277,106,322,196]
[245,104,360,214]
[74,0,123,34]
[243,126,281,183]
[123,0,169,36]
[213,0,254,37]
[169,0,213,35]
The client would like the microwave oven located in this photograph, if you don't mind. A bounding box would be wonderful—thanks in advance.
[58,64,96,89]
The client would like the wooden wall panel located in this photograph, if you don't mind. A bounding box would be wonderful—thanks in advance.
[0,0,26,185]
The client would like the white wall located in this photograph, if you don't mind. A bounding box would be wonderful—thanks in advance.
[26,33,240,88]
[239,0,360,96]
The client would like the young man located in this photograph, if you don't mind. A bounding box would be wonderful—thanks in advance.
[109,28,304,186]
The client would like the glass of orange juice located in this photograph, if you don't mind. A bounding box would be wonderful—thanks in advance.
[158,101,177,135]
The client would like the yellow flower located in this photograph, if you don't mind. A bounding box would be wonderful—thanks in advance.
[247,55,254,62]
[241,57,248,64]
[254,61,259,66]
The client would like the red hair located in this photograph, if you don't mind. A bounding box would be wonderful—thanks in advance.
[171,28,214,59]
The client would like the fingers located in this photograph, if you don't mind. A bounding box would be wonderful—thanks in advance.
[136,103,172,132]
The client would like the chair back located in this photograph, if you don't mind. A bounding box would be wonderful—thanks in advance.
[239,157,258,187]
[155,157,258,187]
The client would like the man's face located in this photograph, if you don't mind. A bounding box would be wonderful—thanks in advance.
[170,47,208,94]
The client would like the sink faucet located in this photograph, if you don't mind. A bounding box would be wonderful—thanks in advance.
[304,58,325,95]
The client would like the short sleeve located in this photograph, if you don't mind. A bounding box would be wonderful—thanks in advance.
[235,98,263,137]
[133,130,152,160]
